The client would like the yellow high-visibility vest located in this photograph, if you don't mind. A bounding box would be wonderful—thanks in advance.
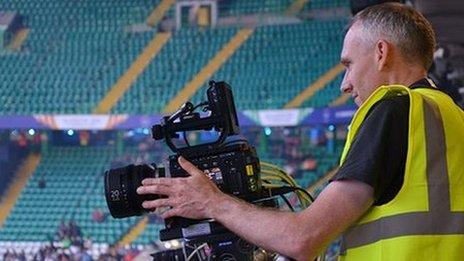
[338,85,464,260]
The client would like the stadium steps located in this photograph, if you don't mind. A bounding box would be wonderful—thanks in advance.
[330,93,351,107]
[285,0,310,15]
[0,153,40,227]
[163,28,255,113]
[146,0,175,27]
[284,63,345,108]
[118,216,148,246]
[93,32,172,114]
[6,28,30,51]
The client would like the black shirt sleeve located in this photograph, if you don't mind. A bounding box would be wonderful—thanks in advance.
[331,95,410,205]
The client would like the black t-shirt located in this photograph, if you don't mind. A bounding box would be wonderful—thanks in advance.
[332,79,437,205]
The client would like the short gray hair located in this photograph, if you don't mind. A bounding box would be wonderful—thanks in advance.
[350,2,436,70]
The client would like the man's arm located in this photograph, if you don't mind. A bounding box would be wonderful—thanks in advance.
[137,157,374,261]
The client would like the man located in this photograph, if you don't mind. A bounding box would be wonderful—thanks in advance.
[137,3,464,260]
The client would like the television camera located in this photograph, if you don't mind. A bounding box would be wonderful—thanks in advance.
[104,81,313,260]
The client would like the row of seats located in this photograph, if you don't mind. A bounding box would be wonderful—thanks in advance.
[217,0,349,17]
[0,30,155,114]
[0,0,349,115]
[112,27,239,114]
[113,20,347,113]
[303,0,350,11]
[0,0,161,29]
[0,146,141,243]
[190,20,347,110]
[132,222,164,245]
[218,0,293,16]
[0,0,160,114]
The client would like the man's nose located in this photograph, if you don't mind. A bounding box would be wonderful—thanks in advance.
[340,82,353,93]
[340,72,352,93]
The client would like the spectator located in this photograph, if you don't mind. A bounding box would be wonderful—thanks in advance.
[301,158,318,171]
[58,220,68,240]
[38,174,46,189]
[18,132,27,147]
[92,208,106,223]
[79,131,90,146]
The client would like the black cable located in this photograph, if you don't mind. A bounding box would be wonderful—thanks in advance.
[269,185,315,203]
[279,194,295,212]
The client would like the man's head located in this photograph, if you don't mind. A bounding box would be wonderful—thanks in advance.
[340,2,436,106]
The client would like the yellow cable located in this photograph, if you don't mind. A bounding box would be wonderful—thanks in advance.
[261,162,295,182]
[261,173,310,207]
[261,162,286,171]
[260,175,283,182]
[262,184,283,188]
[261,164,311,206]
[261,167,296,187]
[261,170,290,181]
[261,162,313,207]
[263,168,296,186]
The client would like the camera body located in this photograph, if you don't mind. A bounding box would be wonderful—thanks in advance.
[169,142,261,198]
[161,141,263,241]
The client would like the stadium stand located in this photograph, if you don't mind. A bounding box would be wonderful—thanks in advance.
[0,0,161,114]
[301,73,347,108]
[0,0,351,115]
[0,146,140,243]
[303,0,350,10]
[146,0,175,27]
[189,20,347,110]
[217,0,350,17]
[218,0,293,16]
[93,32,172,114]
[112,27,239,114]
[0,153,40,228]
[131,218,165,245]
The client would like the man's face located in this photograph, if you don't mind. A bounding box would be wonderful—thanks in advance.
[340,23,385,106]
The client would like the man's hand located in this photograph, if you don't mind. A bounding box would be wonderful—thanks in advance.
[136,156,224,219]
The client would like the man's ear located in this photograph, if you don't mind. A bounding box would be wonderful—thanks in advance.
[375,39,391,71]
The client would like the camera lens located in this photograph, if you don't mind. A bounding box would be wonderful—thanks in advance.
[104,164,161,218]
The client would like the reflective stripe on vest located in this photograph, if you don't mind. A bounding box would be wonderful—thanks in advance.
[341,94,464,251]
